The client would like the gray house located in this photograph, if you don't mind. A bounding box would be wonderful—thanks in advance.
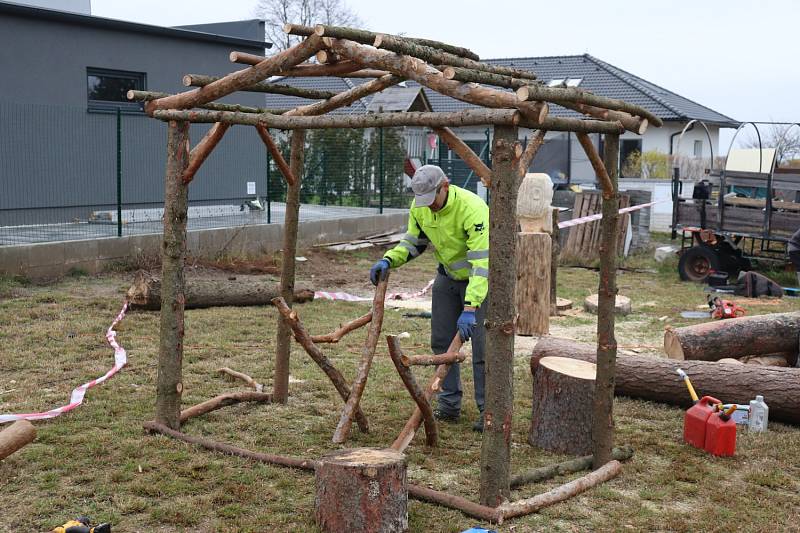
[262,54,738,190]
[0,1,270,228]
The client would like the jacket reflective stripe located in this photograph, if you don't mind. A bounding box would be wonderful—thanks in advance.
[400,241,420,257]
[449,259,471,271]
[402,233,419,245]
[467,249,489,260]
[471,267,489,278]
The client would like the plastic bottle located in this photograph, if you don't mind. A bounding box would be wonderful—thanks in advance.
[748,395,769,432]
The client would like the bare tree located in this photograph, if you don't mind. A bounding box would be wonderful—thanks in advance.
[255,0,363,52]
[744,123,800,165]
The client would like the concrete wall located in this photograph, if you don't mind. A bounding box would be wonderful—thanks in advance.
[0,213,408,279]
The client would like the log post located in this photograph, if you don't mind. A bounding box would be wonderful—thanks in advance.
[550,207,561,316]
[386,335,438,446]
[529,357,597,455]
[479,124,519,506]
[515,232,550,335]
[155,120,190,429]
[592,133,619,468]
[0,420,36,461]
[315,448,408,533]
[273,130,304,404]
[332,274,389,443]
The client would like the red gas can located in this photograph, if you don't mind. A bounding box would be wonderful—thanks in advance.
[683,396,721,449]
[704,410,737,457]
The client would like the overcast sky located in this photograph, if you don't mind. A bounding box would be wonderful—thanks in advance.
[92,0,800,152]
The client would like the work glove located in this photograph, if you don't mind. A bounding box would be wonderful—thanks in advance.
[456,309,477,341]
[369,258,390,286]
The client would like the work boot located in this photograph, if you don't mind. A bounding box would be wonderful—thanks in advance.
[472,413,484,432]
[433,408,460,423]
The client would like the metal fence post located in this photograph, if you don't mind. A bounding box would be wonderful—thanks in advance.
[266,145,272,224]
[116,106,122,237]
[379,127,384,213]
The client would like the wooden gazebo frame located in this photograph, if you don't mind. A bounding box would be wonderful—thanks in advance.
[132,23,660,518]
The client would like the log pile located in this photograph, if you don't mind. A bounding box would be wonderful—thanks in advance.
[532,337,800,425]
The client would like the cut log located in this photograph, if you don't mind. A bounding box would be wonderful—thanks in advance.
[510,445,633,488]
[433,127,492,187]
[664,311,800,361]
[498,460,622,520]
[311,312,372,343]
[179,391,273,423]
[391,334,462,452]
[272,297,369,432]
[183,74,338,100]
[127,272,314,310]
[386,335,438,446]
[332,274,389,444]
[555,298,573,311]
[315,448,407,533]
[530,356,596,455]
[399,351,466,367]
[515,232,551,336]
[0,420,36,461]
[531,337,800,425]
[583,294,631,316]
[217,367,263,392]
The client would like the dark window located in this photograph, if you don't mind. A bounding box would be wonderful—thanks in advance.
[87,67,146,113]
[620,138,643,176]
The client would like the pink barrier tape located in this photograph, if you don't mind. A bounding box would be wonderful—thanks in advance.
[557,200,666,230]
[0,301,129,424]
[314,278,435,302]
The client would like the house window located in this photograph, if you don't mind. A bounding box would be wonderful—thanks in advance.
[694,140,703,157]
[87,67,146,113]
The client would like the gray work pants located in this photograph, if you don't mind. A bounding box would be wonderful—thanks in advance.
[431,272,486,416]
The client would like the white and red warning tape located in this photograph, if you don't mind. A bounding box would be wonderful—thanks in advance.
[557,200,665,229]
[314,278,435,302]
[0,301,129,424]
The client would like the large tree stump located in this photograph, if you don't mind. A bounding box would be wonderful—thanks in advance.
[516,232,551,335]
[315,448,407,533]
[664,311,800,361]
[0,420,36,461]
[530,356,596,455]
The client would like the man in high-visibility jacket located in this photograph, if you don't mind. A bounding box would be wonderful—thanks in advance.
[369,165,489,432]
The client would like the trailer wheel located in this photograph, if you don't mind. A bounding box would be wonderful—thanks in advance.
[678,246,720,282]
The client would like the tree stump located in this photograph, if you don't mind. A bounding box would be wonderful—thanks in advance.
[529,356,596,455]
[315,448,408,533]
[583,293,631,316]
[516,232,551,335]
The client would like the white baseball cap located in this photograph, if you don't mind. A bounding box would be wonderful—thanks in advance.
[411,165,446,207]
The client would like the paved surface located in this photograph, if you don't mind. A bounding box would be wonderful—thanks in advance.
[0,203,406,246]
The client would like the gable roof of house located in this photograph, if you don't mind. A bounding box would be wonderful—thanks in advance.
[264,53,738,127]
[0,1,270,50]
[366,86,432,113]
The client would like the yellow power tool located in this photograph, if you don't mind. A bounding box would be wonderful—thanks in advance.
[52,516,111,533]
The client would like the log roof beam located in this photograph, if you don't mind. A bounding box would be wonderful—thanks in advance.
[146,33,326,113]
[325,38,549,126]
[183,74,338,100]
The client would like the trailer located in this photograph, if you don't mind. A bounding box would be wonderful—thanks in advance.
[671,121,800,282]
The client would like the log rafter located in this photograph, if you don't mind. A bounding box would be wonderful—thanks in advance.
[182,122,229,184]
[183,74,338,100]
[433,126,493,186]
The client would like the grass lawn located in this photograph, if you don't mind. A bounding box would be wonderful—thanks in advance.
[1,244,799,532]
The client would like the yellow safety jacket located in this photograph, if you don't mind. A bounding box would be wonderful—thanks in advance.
[384,185,489,307]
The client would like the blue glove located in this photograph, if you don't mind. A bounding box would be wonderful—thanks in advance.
[369,258,390,286]
[457,309,477,341]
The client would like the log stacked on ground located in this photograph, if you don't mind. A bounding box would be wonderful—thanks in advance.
[0,420,36,461]
[127,272,314,310]
[315,448,407,533]
[515,232,551,336]
[531,337,800,425]
[664,312,800,361]
[529,357,596,455]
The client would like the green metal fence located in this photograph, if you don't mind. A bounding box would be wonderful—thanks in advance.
[0,100,415,246]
